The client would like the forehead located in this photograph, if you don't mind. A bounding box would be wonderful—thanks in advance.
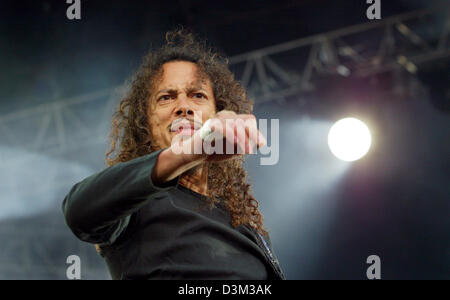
[156,61,210,89]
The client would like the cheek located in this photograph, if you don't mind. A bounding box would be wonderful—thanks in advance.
[200,111,214,123]
[148,111,166,138]
[148,103,169,129]
[205,102,217,119]
[148,115,172,149]
[149,115,165,134]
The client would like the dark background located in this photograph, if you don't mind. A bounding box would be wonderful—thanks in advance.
[0,0,448,279]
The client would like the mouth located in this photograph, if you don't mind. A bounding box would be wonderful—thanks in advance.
[169,118,202,136]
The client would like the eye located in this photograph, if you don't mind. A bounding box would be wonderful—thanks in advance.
[193,93,206,99]
[158,95,172,101]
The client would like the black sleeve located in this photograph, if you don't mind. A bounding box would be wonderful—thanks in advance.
[62,149,179,245]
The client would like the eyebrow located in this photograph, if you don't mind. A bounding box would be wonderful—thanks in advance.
[155,88,177,95]
[155,82,208,96]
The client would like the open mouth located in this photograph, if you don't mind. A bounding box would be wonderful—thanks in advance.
[169,119,202,135]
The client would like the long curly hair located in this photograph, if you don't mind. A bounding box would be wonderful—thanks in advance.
[105,29,268,237]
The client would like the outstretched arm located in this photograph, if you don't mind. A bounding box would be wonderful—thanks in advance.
[62,149,180,245]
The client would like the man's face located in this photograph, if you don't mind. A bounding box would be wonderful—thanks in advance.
[147,61,216,149]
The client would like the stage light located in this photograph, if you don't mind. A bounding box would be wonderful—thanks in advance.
[328,118,372,162]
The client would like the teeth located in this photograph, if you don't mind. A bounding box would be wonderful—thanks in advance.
[171,124,192,132]
[170,119,200,132]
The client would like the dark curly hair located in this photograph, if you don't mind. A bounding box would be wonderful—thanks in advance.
[105,29,268,237]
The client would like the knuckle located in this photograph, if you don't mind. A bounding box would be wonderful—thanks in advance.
[234,118,244,126]
[209,118,222,129]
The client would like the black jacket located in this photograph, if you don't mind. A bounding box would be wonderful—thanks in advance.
[62,149,285,280]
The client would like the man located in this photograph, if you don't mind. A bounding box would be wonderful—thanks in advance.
[62,29,285,280]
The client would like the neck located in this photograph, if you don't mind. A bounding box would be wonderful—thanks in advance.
[179,163,209,196]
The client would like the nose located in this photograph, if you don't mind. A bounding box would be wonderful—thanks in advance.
[175,94,194,117]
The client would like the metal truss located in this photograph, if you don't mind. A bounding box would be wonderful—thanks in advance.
[228,6,450,102]
[0,6,448,156]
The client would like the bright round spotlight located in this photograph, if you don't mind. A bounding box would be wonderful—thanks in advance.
[328,118,372,161]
